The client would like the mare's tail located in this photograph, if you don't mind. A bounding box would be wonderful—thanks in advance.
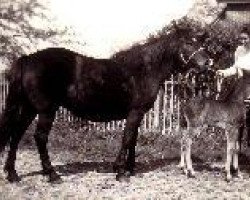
[0,56,27,152]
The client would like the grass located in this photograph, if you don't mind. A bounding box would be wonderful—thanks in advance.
[1,121,250,199]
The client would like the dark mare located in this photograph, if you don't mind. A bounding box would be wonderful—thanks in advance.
[0,25,212,183]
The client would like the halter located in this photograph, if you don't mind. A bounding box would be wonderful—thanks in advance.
[180,47,205,65]
[215,68,242,101]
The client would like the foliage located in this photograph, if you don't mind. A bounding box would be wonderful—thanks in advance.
[0,0,84,64]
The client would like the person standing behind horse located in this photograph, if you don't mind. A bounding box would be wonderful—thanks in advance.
[217,26,250,147]
[217,26,250,77]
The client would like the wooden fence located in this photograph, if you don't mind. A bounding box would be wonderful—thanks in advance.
[0,72,180,134]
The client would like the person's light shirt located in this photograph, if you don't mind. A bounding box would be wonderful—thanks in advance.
[217,45,250,77]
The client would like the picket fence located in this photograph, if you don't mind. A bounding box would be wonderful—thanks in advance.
[0,72,180,134]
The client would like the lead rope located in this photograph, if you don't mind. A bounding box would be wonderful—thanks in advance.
[216,75,223,100]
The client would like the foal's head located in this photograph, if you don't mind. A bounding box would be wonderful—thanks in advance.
[215,72,245,102]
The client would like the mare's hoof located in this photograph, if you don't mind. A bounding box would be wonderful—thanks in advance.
[127,170,135,177]
[48,172,62,184]
[116,171,131,183]
[113,164,118,173]
[6,173,21,183]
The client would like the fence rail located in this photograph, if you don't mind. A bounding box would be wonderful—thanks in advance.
[0,73,181,134]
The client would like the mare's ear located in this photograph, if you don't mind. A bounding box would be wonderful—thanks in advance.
[172,20,178,30]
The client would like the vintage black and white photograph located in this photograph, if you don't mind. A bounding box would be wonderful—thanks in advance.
[1,0,250,199]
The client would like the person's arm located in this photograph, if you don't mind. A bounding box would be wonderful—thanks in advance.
[217,66,239,77]
[216,52,250,78]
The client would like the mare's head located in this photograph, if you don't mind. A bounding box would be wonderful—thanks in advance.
[168,25,213,75]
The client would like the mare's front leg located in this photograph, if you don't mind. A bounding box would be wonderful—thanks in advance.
[114,109,144,181]
[34,111,61,183]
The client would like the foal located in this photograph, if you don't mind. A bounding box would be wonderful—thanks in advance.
[179,73,249,181]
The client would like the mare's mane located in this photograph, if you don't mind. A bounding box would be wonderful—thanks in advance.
[111,24,193,66]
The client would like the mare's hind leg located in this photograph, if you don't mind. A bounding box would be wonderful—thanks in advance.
[4,104,36,182]
[34,111,61,183]
[114,109,144,181]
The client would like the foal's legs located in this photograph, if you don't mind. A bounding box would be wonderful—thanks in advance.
[232,139,242,178]
[225,136,233,182]
[179,126,195,177]
[114,109,144,181]
[185,135,195,177]
[225,127,241,182]
[34,111,61,183]
[178,137,186,170]
[4,104,36,182]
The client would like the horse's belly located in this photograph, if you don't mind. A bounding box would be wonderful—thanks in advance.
[63,87,130,121]
[68,103,129,122]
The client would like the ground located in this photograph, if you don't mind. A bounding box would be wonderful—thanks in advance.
[0,122,250,199]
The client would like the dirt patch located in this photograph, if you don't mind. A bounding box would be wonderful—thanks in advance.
[0,122,250,199]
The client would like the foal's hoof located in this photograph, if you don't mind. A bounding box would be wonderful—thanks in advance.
[235,172,243,179]
[187,170,196,178]
[225,175,232,182]
[6,173,21,183]
[116,171,131,183]
[48,172,62,184]
[127,170,135,177]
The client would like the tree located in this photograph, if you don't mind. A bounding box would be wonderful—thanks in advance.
[0,0,85,67]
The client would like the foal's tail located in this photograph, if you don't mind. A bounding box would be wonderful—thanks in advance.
[238,124,244,153]
[0,56,27,152]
